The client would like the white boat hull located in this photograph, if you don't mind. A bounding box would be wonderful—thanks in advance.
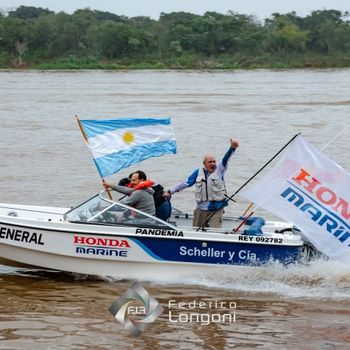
[0,197,306,276]
[0,223,303,277]
[0,243,257,279]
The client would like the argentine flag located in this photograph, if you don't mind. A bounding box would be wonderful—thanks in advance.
[79,118,177,177]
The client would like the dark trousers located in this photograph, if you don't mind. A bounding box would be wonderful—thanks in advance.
[156,200,172,221]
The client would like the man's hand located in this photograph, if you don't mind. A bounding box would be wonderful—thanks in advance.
[163,191,172,199]
[103,181,113,190]
[230,138,239,148]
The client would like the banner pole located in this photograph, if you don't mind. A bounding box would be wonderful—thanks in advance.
[320,126,349,151]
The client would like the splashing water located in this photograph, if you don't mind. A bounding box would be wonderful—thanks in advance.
[91,257,349,299]
[1,258,349,300]
[176,259,350,299]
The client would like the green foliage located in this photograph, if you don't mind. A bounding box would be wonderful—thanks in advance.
[0,7,350,69]
[8,5,53,19]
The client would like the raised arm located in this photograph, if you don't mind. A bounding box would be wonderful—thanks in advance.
[219,138,239,172]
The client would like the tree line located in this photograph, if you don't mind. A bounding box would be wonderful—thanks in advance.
[1,5,350,69]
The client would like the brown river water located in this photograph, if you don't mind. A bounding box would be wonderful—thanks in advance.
[0,69,350,349]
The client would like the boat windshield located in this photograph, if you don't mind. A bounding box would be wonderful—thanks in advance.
[64,191,174,228]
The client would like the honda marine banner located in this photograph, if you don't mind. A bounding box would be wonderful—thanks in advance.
[240,135,350,262]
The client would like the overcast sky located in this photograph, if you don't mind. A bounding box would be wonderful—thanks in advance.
[1,0,349,20]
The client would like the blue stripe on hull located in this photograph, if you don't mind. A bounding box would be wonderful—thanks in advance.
[129,237,302,266]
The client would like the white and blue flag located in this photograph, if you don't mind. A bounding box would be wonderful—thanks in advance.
[79,118,176,177]
[240,136,350,262]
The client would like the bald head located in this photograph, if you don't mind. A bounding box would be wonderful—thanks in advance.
[203,154,217,173]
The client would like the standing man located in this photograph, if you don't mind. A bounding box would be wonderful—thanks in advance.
[164,139,239,228]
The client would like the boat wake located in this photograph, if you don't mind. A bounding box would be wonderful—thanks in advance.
[176,259,350,299]
[1,258,349,299]
[101,258,350,300]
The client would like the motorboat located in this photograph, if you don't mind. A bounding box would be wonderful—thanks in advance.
[0,190,310,277]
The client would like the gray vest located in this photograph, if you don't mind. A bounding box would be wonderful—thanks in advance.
[194,167,225,202]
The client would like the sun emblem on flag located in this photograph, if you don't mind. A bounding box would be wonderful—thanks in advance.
[122,131,135,144]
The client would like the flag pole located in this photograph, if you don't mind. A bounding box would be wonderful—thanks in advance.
[197,132,302,231]
[76,115,113,200]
